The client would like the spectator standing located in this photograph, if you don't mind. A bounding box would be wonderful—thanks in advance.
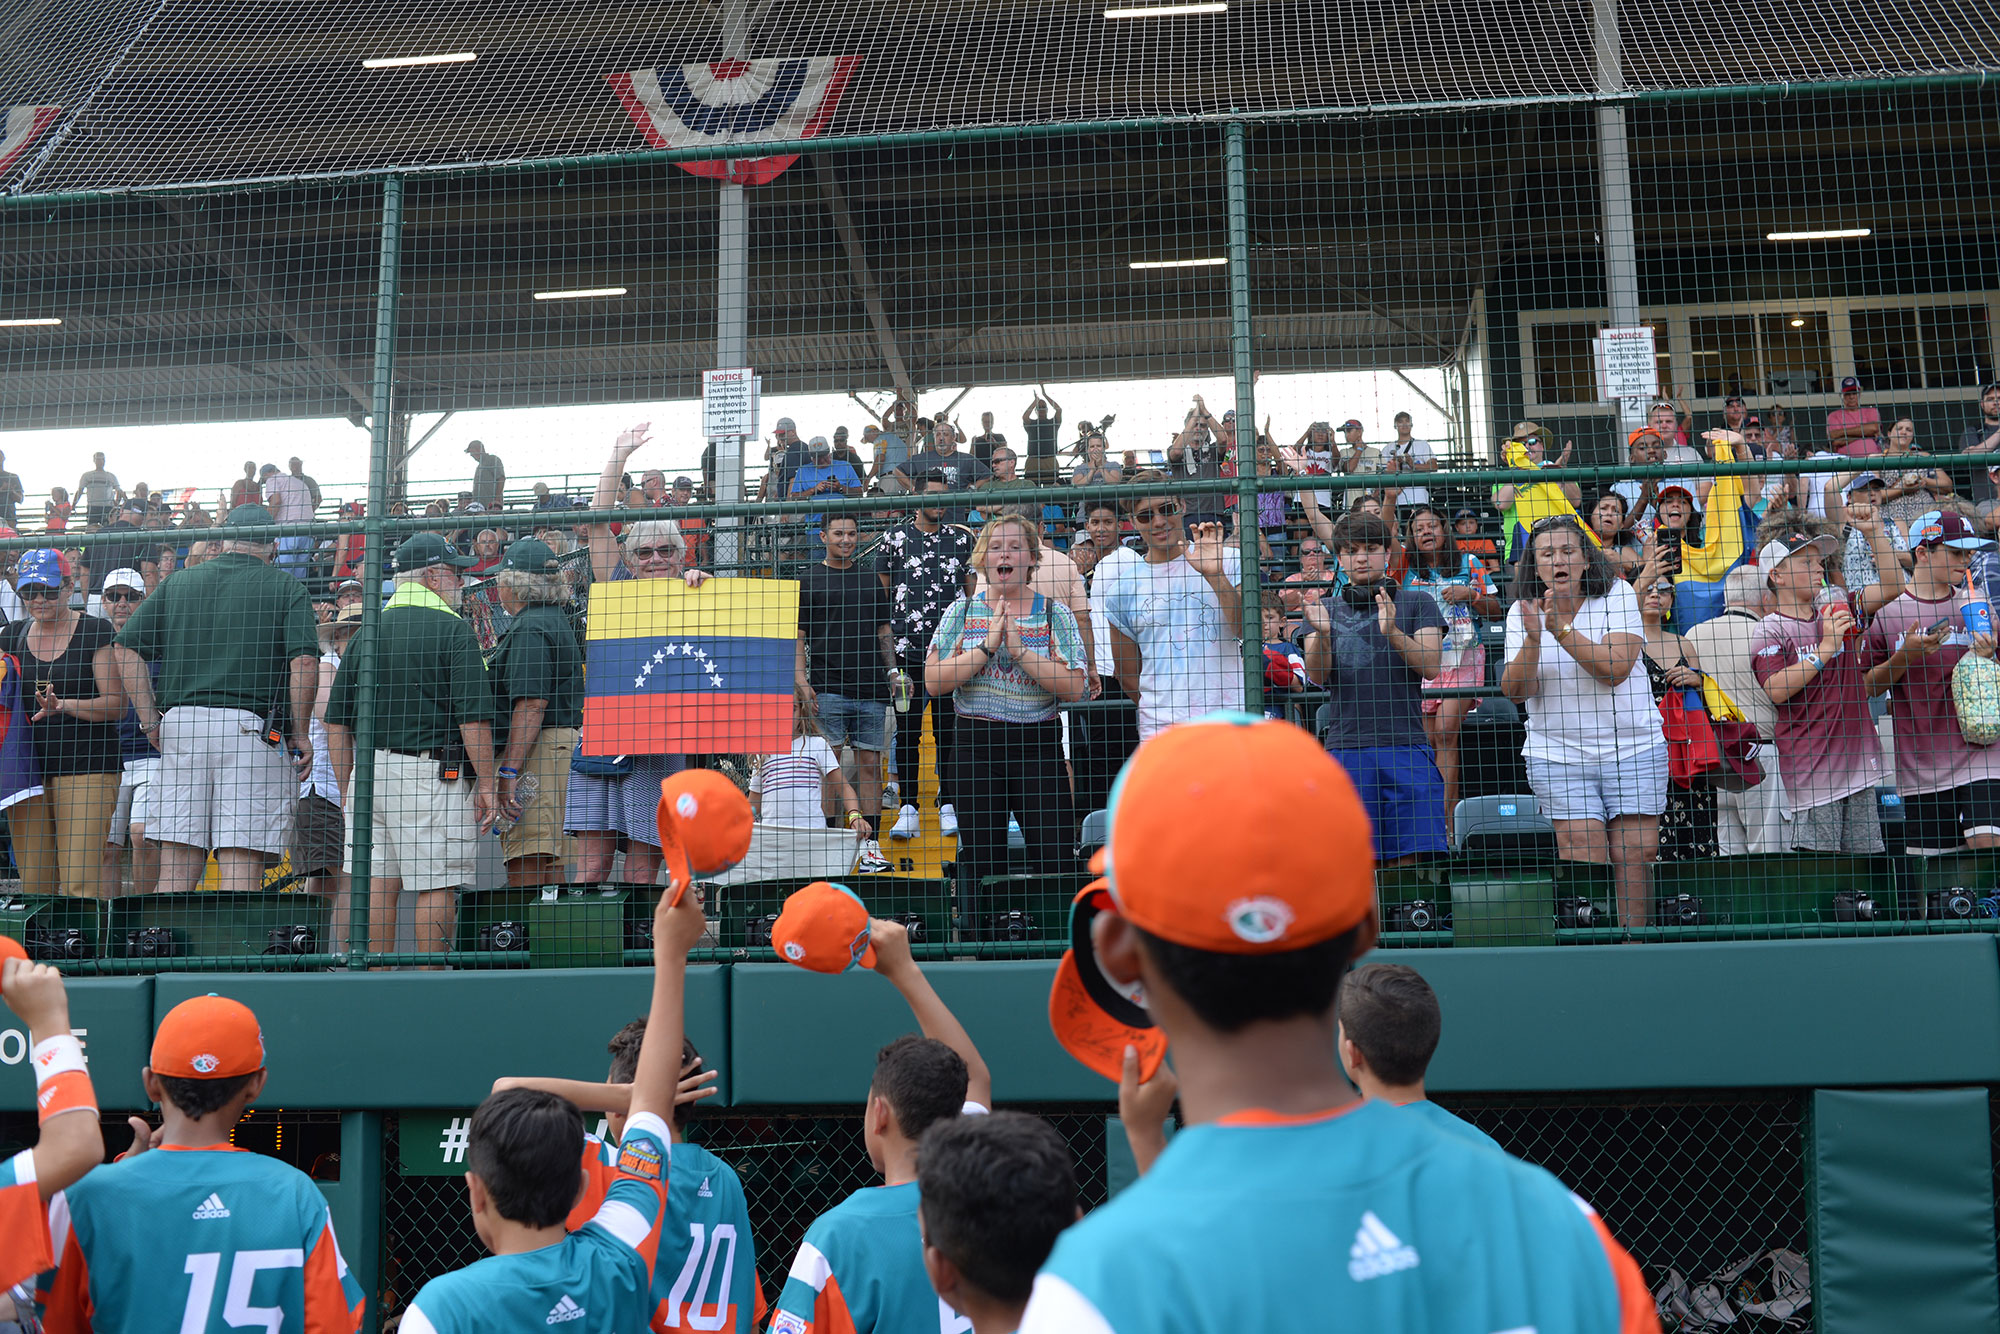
[896,429,990,523]
[1862,511,2000,853]
[798,512,898,874]
[83,505,145,594]
[2,550,126,898]
[1094,472,1243,739]
[76,453,120,527]
[288,456,321,514]
[969,412,1008,468]
[114,503,318,895]
[1825,376,1882,457]
[1950,379,2000,513]
[293,604,358,930]
[326,533,496,960]
[1293,420,1336,509]
[1401,506,1502,837]
[864,424,909,495]
[876,475,976,841]
[766,417,809,497]
[1685,568,1790,855]
[830,425,868,477]
[0,531,22,623]
[1167,396,1231,528]
[744,686,874,878]
[1382,412,1437,511]
[1023,387,1063,484]
[789,438,864,561]
[0,449,21,528]
[466,439,506,510]
[1071,434,1122,488]
[485,538,583,888]
[1838,473,1909,592]
[99,569,161,894]
[43,485,71,534]
[1752,526,1893,853]
[1637,573,1719,860]
[1493,426,1583,565]
[1501,516,1662,934]
[1876,417,1955,532]
[926,514,1087,925]
[260,462,316,581]
[1589,492,1644,580]
[1069,499,1141,818]
[1302,511,1448,864]
[228,460,260,511]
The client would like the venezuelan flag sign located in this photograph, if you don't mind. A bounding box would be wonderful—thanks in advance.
[582,577,798,756]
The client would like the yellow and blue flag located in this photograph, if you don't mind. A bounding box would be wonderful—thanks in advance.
[581,577,798,756]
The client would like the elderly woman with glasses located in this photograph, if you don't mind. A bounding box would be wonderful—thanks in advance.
[1,549,128,897]
[567,425,710,887]
[1500,515,1664,937]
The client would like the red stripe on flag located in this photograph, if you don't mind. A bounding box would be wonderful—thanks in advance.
[580,693,792,757]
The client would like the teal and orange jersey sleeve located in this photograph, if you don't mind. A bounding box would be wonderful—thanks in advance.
[567,1133,621,1233]
[38,1213,95,1334]
[302,1206,368,1334]
[771,1240,859,1334]
[585,1112,671,1283]
[1589,1212,1663,1334]
[0,1149,52,1291]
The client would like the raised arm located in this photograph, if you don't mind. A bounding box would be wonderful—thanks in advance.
[2,958,103,1202]
[589,425,649,585]
[870,917,992,1108]
[628,885,707,1127]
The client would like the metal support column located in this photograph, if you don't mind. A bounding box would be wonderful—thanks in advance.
[349,174,403,965]
[1595,0,1645,436]
[1224,122,1263,714]
[710,0,752,569]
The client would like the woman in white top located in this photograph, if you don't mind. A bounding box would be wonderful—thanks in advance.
[1501,515,1665,936]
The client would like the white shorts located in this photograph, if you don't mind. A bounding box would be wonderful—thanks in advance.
[344,749,480,894]
[107,757,162,845]
[151,707,296,855]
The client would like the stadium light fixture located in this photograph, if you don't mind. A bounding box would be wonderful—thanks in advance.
[1104,2,1227,15]
[533,287,629,300]
[1790,318,1806,328]
[1765,228,1870,241]
[0,317,61,327]
[1129,257,1227,270]
[362,52,479,69]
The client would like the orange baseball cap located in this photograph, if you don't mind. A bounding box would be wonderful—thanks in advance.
[771,881,877,973]
[1048,880,1169,1085]
[0,934,26,994]
[150,995,266,1080]
[656,770,753,905]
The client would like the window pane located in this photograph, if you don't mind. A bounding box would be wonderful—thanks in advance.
[1532,322,1597,404]
[1924,305,1995,390]
[1690,315,1756,399]
[1760,312,1831,397]
[1851,308,1921,393]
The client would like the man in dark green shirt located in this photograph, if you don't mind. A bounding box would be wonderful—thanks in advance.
[114,503,320,895]
[326,533,496,960]
[487,538,585,888]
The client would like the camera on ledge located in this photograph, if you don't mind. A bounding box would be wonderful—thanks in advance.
[479,921,529,953]
[744,913,781,949]
[263,925,319,956]
[1655,894,1704,928]
[1926,887,1977,921]
[1384,899,1449,933]
[26,926,92,961]
[1554,896,1604,930]
[881,911,927,944]
[1831,890,1879,923]
[126,926,186,959]
[983,910,1035,943]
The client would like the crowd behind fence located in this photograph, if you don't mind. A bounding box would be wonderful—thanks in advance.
[2,384,2000,965]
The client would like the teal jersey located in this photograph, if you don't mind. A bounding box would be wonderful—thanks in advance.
[773,1181,970,1334]
[39,1144,365,1334]
[403,1113,672,1334]
[1398,1098,1508,1157]
[1021,1100,1656,1334]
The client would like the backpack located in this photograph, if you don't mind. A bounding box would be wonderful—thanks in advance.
[1950,651,2000,745]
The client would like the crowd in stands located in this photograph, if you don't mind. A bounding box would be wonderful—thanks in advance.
[3,377,1999,941]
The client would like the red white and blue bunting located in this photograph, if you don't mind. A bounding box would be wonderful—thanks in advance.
[605,58,860,186]
[0,106,61,177]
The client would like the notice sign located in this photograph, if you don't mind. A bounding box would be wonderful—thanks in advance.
[703,367,756,438]
[1595,327,1659,404]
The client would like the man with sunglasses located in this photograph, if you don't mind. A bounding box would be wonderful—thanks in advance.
[1093,471,1244,740]
[99,570,161,892]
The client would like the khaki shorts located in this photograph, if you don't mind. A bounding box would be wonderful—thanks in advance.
[152,706,296,855]
[344,749,479,893]
[500,726,575,863]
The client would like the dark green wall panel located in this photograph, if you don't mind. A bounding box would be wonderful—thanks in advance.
[0,977,151,1112]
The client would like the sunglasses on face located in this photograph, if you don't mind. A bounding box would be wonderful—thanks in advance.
[1131,502,1182,525]
[102,589,143,603]
[21,586,62,601]
[631,545,682,561]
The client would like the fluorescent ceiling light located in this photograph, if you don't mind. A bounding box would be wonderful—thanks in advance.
[362,52,478,69]
[1765,228,1870,241]
[1129,256,1227,270]
[1104,2,1226,15]
[533,287,628,300]
[0,317,61,327]
[1790,318,1805,328]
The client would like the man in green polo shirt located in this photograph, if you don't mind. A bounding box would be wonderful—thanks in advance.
[114,503,320,895]
[326,533,498,961]
[487,537,584,889]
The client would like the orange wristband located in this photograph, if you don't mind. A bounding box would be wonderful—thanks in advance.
[37,1069,96,1123]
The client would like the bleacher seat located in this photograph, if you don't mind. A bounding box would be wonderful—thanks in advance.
[1452,795,1557,859]
[1077,809,1107,857]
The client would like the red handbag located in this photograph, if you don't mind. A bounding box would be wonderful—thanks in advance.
[1660,687,1724,790]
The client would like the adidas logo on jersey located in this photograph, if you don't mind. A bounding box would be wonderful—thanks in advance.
[698,1177,713,1198]
[546,1295,585,1324]
[1347,1211,1420,1281]
[192,1193,231,1220]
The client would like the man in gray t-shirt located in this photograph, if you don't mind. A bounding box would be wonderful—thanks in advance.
[77,452,120,524]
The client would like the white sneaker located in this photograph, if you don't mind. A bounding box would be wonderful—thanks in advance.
[939,803,960,838]
[855,841,891,873]
[890,805,920,840]
[881,779,901,809]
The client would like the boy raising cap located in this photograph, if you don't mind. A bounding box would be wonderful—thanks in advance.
[0,938,103,1290]
[916,1112,1078,1334]
[1026,714,1658,1334]
[767,882,994,1334]
[1336,962,1505,1155]
[39,994,366,1333]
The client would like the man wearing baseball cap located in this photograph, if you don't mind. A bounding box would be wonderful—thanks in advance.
[39,994,366,1332]
[1861,511,2000,853]
[325,533,495,960]
[1825,376,1882,457]
[114,502,321,895]
[1025,714,1656,1334]
[0,941,103,1290]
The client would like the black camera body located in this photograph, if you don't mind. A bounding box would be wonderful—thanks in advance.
[1656,893,1704,927]
[479,920,529,953]
[1554,896,1604,930]
[1385,899,1450,932]
[1831,890,1879,922]
[263,924,319,956]
[984,910,1035,943]
[881,911,927,944]
[26,926,92,961]
[1927,887,1977,921]
[126,926,186,959]
[744,913,781,949]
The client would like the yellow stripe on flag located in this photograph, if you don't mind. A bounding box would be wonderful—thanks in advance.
[586,576,800,642]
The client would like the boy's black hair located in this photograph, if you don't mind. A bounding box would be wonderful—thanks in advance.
[157,1072,257,1121]
[466,1087,586,1229]
[1135,925,1361,1033]
[918,469,950,490]
[1336,963,1442,1086]
[917,1112,1076,1304]
[606,1017,703,1125]
[870,1034,969,1141]
[821,513,860,534]
[1082,497,1121,518]
[1331,511,1393,552]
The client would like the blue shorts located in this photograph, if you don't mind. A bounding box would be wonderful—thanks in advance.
[817,692,887,752]
[1328,744,1449,860]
